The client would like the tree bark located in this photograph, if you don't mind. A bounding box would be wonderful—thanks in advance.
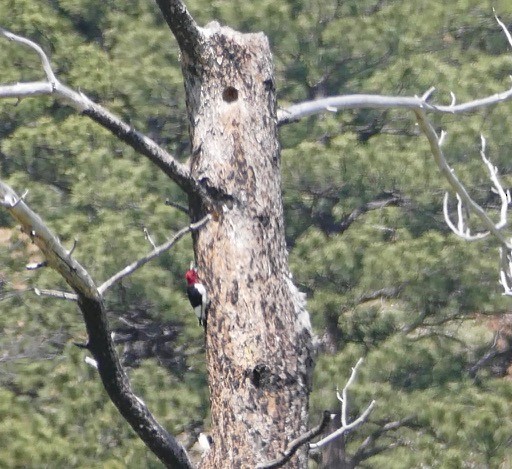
[321,413,353,469]
[182,23,314,468]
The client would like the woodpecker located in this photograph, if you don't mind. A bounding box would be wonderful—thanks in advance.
[185,268,208,328]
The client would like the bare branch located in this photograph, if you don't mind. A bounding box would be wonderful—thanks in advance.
[415,113,512,294]
[143,227,158,249]
[421,86,436,101]
[0,28,57,84]
[0,81,53,99]
[414,108,512,249]
[256,411,332,469]
[352,416,417,465]
[68,238,78,257]
[494,9,512,49]
[0,179,98,295]
[449,91,457,107]
[310,401,376,449]
[479,136,510,230]
[443,193,489,241]
[154,0,204,61]
[165,198,190,215]
[34,287,78,301]
[0,29,208,201]
[341,358,362,427]
[277,88,512,125]
[279,10,512,299]
[499,248,512,296]
[278,16,512,126]
[98,215,210,295]
[310,358,376,449]
[0,179,193,469]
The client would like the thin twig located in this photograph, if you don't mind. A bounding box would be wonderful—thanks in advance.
[479,135,510,230]
[143,227,157,249]
[499,248,512,295]
[494,9,512,49]
[414,108,511,249]
[443,193,488,241]
[0,29,57,84]
[68,238,78,257]
[34,287,78,301]
[98,215,211,294]
[165,199,190,215]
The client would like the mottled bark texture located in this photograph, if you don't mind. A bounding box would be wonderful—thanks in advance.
[321,414,352,469]
[182,24,314,468]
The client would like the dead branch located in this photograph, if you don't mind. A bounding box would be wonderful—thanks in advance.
[414,108,512,295]
[414,109,511,247]
[441,136,510,241]
[0,179,193,469]
[0,28,208,202]
[34,287,78,301]
[143,227,158,249]
[165,198,190,215]
[494,9,512,49]
[277,87,512,125]
[257,358,374,468]
[352,416,417,465]
[154,0,204,62]
[98,215,210,294]
[310,358,376,449]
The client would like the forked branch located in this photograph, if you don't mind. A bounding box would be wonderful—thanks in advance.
[277,88,512,125]
[277,14,512,126]
[414,108,512,295]
[310,358,376,449]
[0,28,208,203]
[154,0,204,61]
[441,136,510,241]
[257,358,375,469]
[99,215,210,294]
[0,179,193,469]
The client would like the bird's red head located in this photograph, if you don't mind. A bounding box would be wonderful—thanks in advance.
[185,269,199,285]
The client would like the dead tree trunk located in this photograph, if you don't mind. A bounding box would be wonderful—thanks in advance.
[182,23,314,468]
[0,5,316,465]
[321,413,353,469]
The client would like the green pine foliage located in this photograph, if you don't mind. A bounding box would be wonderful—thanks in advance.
[1,0,512,466]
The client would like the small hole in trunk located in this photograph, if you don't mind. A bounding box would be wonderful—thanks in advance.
[223,86,238,102]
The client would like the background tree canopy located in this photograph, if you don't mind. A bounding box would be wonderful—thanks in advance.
[1,0,512,466]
